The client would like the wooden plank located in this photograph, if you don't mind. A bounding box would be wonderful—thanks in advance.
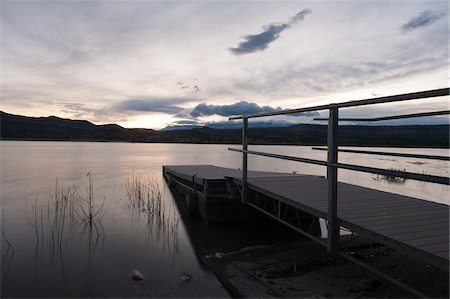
[245,181,328,219]
[375,222,449,236]
[248,176,441,210]
[338,208,443,222]
[341,208,448,222]
[166,165,300,184]
[404,235,449,247]
[339,203,437,215]
[385,229,448,240]
[418,243,450,254]
[434,251,449,260]
[342,216,448,231]
[354,217,448,232]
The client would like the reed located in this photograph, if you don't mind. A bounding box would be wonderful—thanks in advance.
[77,172,106,227]
[1,208,14,276]
[25,173,105,256]
[125,175,163,217]
[124,174,180,251]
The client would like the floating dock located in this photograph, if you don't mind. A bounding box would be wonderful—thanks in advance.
[163,164,449,272]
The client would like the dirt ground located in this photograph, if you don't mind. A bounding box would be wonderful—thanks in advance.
[200,240,448,298]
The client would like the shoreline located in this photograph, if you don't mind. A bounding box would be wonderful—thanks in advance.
[197,239,448,298]
[1,138,449,149]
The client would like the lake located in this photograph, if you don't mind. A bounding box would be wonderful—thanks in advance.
[1,141,448,297]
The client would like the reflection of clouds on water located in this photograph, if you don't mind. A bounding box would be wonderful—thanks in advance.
[1,142,447,297]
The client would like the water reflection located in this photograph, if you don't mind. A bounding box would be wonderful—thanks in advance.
[1,141,447,298]
[2,171,211,297]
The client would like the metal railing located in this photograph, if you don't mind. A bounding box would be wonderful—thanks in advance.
[228,87,450,254]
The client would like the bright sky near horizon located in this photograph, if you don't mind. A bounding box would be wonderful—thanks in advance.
[1,1,449,129]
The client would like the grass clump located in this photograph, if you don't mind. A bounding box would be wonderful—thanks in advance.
[125,175,163,217]
[373,168,407,184]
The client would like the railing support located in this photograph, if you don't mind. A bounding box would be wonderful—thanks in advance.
[242,118,248,203]
[327,106,339,253]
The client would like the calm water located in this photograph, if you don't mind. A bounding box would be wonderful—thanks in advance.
[1,141,449,297]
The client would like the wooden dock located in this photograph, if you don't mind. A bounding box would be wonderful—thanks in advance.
[163,164,449,272]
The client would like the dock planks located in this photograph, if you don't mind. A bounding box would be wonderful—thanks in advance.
[163,165,449,268]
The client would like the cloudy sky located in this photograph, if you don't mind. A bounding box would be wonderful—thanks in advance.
[1,1,448,129]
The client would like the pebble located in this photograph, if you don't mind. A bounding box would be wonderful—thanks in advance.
[180,271,192,281]
[130,270,144,281]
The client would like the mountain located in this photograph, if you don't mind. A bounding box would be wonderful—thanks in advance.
[1,111,449,147]
[0,111,155,141]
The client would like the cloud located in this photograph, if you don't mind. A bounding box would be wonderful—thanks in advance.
[188,101,281,117]
[401,10,445,33]
[117,97,193,114]
[179,101,319,118]
[229,8,311,55]
[288,8,312,25]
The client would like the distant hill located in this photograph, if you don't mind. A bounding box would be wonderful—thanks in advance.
[0,111,155,141]
[1,111,449,147]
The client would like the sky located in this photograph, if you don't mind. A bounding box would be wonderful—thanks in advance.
[1,1,449,129]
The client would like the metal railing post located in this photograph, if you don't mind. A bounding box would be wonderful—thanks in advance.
[327,106,339,253]
[242,118,248,203]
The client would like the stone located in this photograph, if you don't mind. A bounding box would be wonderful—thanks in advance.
[130,270,144,281]
[180,271,192,281]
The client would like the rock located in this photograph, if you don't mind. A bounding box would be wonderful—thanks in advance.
[180,271,192,281]
[130,270,144,281]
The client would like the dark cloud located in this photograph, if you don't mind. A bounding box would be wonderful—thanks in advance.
[184,101,318,118]
[177,80,201,92]
[401,10,445,33]
[189,101,281,117]
[229,8,311,55]
[117,97,192,114]
[288,8,312,25]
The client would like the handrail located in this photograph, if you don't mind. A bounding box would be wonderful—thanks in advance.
[228,148,450,185]
[229,88,449,120]
[311,147,450,161]
[314,110,450,122]
[228,87,450,255]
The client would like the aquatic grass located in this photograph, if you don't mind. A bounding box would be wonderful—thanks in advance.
[25,174,106,258]
[77,172,106,227]
[124,174,180,256]
[1,208,15,277]
[373,168,408,184]
[125,175,163,217]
